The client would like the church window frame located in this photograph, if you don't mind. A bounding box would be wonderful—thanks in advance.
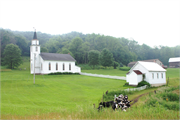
[49,62,51,70]
[56,63,58,70]
[41,63,43,70]
[69,63,71,71]
[63,63,65,71]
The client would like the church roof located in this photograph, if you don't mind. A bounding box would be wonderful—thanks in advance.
[135,61,166,72]
[33,31,37,39]
[40,53,76,61]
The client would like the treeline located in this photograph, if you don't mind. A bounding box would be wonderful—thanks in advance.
[0,28,179,66]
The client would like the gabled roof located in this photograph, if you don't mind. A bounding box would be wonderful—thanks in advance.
[169,57,180,62]
[130,61,166,72]
[40,53,76,61]
[128,59,162,65]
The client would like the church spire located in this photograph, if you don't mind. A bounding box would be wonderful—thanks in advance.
[33,28,37,39]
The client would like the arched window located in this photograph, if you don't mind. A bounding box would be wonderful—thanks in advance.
[69,63,71,70]
[56,63,58,70]
[49,63,51,70]
[63,63,65,70]
[36,46,38,52]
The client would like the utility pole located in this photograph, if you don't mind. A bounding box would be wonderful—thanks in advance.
[34,53,35,84]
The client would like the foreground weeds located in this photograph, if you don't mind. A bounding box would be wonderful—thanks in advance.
[2,106,179,119]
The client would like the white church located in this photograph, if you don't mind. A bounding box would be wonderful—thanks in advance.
[30,30,81,74]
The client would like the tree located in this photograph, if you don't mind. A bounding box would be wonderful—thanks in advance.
[15,35,28,56]
[59,48,74,58]
[41,47,49,52]
[78,42,90,64]
[113,61,119,69]
[100,48,114,68]
[88,50,100,69]
[69,37,83,63]
[3,44,23,69]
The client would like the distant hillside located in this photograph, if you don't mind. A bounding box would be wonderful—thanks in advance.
[1,28,179,66]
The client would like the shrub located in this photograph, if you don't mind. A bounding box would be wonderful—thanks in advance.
[113,61,119,69]
[137,81,151,87]
[161,92,179,101]
[123,82,129,87]
[119,67,130,71]
[48,72,79,75]
[100,66,105,69]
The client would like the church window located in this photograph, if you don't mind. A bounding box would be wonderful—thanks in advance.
[56,63,58,70]
[161,73,163,78]
[152,73,154,79]
[31,63,33,71]
[36,47,38,52]
[63,63,65,70]
[49,63,51,70]
[157,73,159,79]
[69,63,71,70]
[41,63,43,70]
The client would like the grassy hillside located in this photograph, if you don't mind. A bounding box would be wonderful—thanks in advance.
[1,59,179,119]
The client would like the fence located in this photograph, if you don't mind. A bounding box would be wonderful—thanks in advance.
[124,85,147,92]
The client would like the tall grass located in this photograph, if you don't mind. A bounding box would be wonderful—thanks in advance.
[2,105,178,119]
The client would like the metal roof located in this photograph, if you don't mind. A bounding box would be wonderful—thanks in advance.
[169,57,180,62]
[128,59,161,65]
[40,53,76,61]
[138,61,166,72]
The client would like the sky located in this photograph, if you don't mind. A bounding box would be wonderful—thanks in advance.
[0,0,180,48]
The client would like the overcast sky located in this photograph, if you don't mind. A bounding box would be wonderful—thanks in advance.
[0,0,179,47]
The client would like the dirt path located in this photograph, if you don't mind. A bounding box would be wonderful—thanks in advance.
[130,92,150,106]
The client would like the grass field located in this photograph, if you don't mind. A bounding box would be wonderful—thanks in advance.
[1,60,180,119]
[1,70,132,117]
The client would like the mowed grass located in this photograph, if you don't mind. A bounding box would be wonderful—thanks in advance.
[1,70,129,117]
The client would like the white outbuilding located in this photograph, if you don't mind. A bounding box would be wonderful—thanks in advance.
[30,30,81,74]
[168,57,180,68]
[126,61,166,87]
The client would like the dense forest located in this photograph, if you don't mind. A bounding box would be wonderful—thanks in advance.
[0,28,179,66]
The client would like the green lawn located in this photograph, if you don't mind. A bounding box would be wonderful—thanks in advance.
[1,61,179,119]
[1,70,130,116]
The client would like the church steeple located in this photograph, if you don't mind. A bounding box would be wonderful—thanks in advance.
[33,29,37,39]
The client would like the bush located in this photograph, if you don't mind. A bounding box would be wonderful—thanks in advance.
[123,82,129,87]
[48,72,79,75]
[137,81,151,87]
[119,67,130,71]
[100,66,105,69]
[103,89,134,101]
[161,92,179,101]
